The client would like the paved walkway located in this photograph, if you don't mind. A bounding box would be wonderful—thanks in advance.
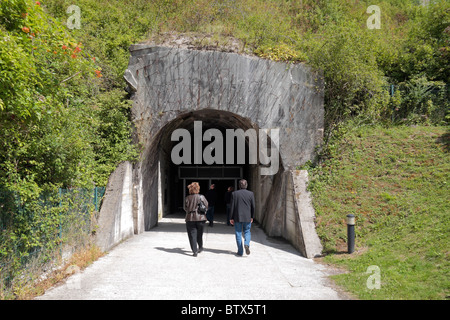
[37,213,345,300]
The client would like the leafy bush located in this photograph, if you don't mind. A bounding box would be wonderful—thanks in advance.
[0,0,137,194]
[255,43,307,62]
[0,1,137,297]
[1,0,94,191]
[0,187,103,299]
[393,77,449,124]
[305,21,391,132]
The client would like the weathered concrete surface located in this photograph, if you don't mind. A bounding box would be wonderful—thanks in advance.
[290,170,323,258]
[37,214,345,300]
[95,161,134,252]
[125,45,324,171]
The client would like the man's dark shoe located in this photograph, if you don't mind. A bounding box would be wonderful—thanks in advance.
[244,245,250,255]
[193,252,198,257]
[198,247,203,253]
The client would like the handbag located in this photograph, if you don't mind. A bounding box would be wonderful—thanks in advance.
[197,196,207,215]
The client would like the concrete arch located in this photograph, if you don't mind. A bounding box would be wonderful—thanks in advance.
[95,45,324,258]
[139,108,282,231]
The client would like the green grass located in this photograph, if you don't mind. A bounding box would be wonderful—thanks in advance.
[308,125,449,299]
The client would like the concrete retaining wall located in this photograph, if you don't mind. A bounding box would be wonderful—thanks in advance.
[285,170,323,258]
[95,161,135,252]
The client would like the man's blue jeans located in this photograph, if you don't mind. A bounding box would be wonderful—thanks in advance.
[234,222,251,256]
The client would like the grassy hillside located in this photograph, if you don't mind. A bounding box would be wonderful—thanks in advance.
[306,124,449,299]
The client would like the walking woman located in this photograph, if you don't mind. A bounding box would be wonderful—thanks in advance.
[184,182,208,257]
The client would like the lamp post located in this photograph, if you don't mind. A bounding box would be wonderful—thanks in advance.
[346,214,355,254]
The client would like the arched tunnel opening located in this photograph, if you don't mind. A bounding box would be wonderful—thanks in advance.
[153,109,278,224]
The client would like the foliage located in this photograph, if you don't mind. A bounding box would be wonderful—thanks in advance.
[306,21,391,132]
[40,0,450,132]
[391,77,449,125]
[307,124,449,299]
[44,0,160,86]
[0,187,104,299]
[90,89,140,185]
[0,1,136,298]
[291,0,449,134]
[388,1,450,83]
[254,43,307,62]
[43,0,449,136]
[0,0,137,195]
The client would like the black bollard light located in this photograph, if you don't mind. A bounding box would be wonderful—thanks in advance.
[346,214,355,254]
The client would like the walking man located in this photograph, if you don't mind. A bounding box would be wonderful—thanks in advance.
[229,179,255,256]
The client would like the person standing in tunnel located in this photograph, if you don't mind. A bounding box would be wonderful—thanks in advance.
[224,186,234,226]
[205,184,217,227]
[185,182,208,257]
[229,179,255,256]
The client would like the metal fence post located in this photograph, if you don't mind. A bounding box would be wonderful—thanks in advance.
[58,188,62,257]
[94,187,98,212]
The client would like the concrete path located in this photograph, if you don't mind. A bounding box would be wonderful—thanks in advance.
[37,213,345,300]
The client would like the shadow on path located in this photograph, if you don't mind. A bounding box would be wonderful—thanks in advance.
[156,212,305,258]
[36,211,348,300]
[154,247,192,256]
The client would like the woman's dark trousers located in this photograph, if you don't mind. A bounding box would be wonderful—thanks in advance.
[186,221,205,254]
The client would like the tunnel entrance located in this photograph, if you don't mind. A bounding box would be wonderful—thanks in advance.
[156,109,261,223]
[177,166,243,215]
[91,45,326,257]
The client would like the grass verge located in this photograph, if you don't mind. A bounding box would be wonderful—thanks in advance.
[2,245,104,300]
[308,124,449,300]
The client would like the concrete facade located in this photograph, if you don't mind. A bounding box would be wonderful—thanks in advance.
[94,45,324,257]
[95,161,134,252]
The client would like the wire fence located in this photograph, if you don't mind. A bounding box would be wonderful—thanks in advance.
[384,82,449,123]
[0,187,105,299]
